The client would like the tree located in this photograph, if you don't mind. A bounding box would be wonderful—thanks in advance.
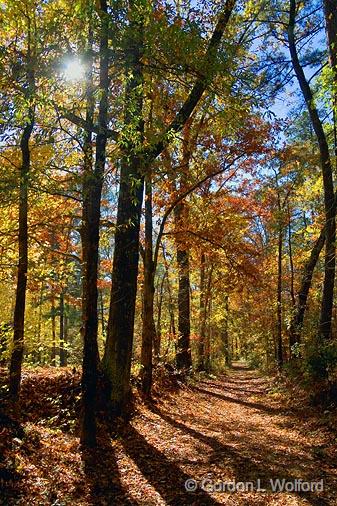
[140,174,156,397]
[287,0,336,341]
[323,0,337,161]
[7,1,36,401]
[103,0,236,416]
[80,0,109,448]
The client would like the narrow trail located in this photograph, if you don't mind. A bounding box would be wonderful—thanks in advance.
[8,364,337,505]
[88,363,337,505]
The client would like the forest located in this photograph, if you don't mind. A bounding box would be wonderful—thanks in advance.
[1,0,337,504]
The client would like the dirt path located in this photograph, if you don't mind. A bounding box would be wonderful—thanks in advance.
[5,364,337,505]
[90,363,337,506]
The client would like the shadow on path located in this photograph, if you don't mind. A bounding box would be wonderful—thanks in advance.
[122,424,220,505]
[191,385,286,416]
[149,404,329,506]
[82,362,335,506]
[82,435,137,505]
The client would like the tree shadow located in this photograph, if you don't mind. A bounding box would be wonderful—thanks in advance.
[195,375,313,424]
[121,423,221,505]
[229,363,253,371]
[0,404,26,504]
[81,433,137,506]
[198,382,267,397]
[191,385,286,416]
[149,405,330,506]
[219,377,264,383]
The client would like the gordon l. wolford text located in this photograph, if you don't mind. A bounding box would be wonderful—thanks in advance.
[185,478,324,493]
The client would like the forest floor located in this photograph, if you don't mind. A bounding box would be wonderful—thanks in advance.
[1,363,337,505]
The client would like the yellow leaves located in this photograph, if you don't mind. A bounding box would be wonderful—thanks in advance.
[295,173,322,209]
[242,0,268,23]
[31,144,53,167]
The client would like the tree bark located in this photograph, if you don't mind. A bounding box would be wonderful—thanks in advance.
[36,283,44,364]
[100,288,105,340]
[162,245,176,339]
[323,0,337,163]
[9,23,35,399]
[323,0,337,83]
[174,200,192,372]
[198,253,206,371]
[51,295,57,366]
[205,295,212,371]
[289,226,325,347]
[204,266,214,371]
[59,290,67,366]
[174,122,194,373]
[288,0,336,340]
[222,295,230,366]
[276,197,283,368]
[154,272,165,362]
[80,1,108,447]
[9,117,34,398]
[64,312,68,364]
[287,204,296,308]
[140,175,156,397]
[103,0,145,416]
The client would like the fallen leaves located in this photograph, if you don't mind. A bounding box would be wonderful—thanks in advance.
[1,364,337,505]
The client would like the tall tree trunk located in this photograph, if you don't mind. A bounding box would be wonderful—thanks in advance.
[174,200,192,372]
[140,174,156,397]
[277,209,283,368]
[198,253,206,371]
[59,290,67,366]
[324,0,337,96]
[287,204,296,308]
[162,246,176,339]
[174,124,193,373]
[100,288,105,340]
[103,0,145,416]
[288,0,336,340]
[9,118,34,398]
[37,283,44,364]
[204,266,214,371]
[9,27,35,398]
[222,295,230,366]
[205,295,212,371]
[64,311,68,364]
[80,1,108,447]
[51,295,57,366]
[154,272,165,362]
[288,0,337,346]
[289,227,325,348]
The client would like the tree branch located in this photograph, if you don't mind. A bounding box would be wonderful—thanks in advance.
[145,0,236,163]
[153,154,243,270]
[56,107,119,141]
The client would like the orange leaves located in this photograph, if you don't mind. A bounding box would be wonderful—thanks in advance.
[97,278,111,290]
[234,115,273,157]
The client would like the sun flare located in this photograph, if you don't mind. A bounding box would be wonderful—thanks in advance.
[63,58,85,82]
